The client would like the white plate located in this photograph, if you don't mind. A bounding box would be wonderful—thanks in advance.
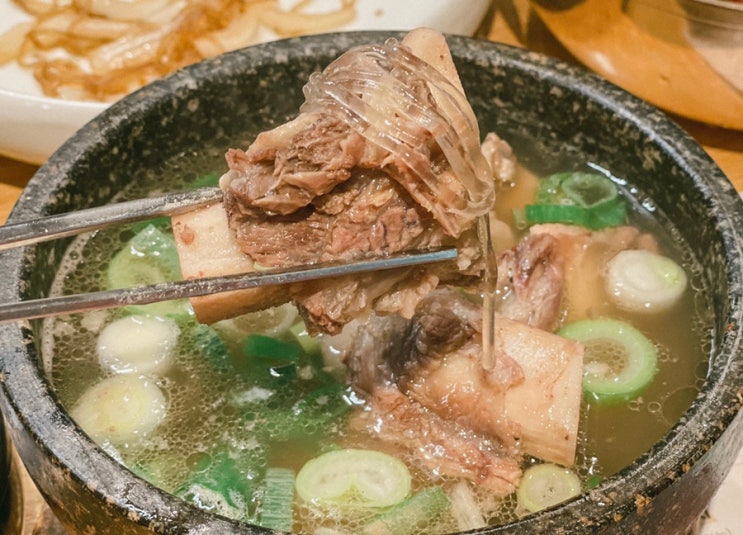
[0,0,491,165]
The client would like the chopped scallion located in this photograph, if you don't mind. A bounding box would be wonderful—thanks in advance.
[517,463,581,513]
[525,171,627,230]
[559,318,658,404]
[257,467,295,532]
[362,487,449,535]
[296,449,411,508]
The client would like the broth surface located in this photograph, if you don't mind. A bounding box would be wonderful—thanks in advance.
[42,141,712,533]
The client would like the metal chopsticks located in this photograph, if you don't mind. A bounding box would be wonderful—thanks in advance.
[0,248,457,324]
[0,186,223,251]
[0,188,458,323]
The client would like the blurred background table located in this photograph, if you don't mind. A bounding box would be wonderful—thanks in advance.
[0,157,35,225]
[1,0,742,533]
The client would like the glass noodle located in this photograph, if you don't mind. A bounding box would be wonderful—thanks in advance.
[300,38,495,237]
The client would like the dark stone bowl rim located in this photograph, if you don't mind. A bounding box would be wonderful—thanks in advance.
[1,31,742,533]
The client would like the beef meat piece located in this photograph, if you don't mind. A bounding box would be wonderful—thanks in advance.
[343,229,568,393]
[494,232,564,332]
[397,286,583,466]
[220,114,484,334]
[529,223,659,320]
[292,267,442,335]
[178,30,504,332]
[346,287,524,450]
[480,132,516,186]
[222,113,378,218]
[224,167,454,268]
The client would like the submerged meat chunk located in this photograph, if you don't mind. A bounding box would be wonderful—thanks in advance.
[405,335,524,454]
[480,132,516,186]
[344,285,584,485]
[351,386,523,496]
[402,287,581,465]
[495,232,565,331]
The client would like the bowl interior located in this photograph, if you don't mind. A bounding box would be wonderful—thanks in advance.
[1,32,743,533]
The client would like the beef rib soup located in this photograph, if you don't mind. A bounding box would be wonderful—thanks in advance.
[40,29,710,534]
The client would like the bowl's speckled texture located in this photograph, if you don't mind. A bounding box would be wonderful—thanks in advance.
[1,32,743,534]
[0,412,10,526]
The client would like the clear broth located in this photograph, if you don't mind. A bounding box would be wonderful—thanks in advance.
[42,144,712,533]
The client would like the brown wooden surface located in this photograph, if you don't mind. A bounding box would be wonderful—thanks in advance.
[1,1,741,533]
[532,0,743,131]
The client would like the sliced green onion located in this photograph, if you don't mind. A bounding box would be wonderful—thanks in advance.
[191,323,233,372]
[264,382,351,442]
[212,303,299,346]
[449,480,486,531]
[289,320,322,355]
[296,449,411,508]
[558,318,658,404]
[526,171,627,230]
[107,223,192,317]
[586,197,627,228]
[96,314,179,375]
[243,334,302,363]
[512,207,528,230]
[534,172,569,205]
[291,383,351,424]
[605,249,688,314]
[174,450,254,518]
[257,467,295,532]
[525,204,590,227]
[70,374,167,445]
[362,487,450,535]
[561,172,618,208]
[517,463,581,514]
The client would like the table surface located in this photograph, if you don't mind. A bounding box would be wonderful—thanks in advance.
[1,1,740,533]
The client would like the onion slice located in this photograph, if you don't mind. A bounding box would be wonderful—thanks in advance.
[604,249,688,314]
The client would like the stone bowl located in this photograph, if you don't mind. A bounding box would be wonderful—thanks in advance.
[1,32,742,534]
[0,411,10,527]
